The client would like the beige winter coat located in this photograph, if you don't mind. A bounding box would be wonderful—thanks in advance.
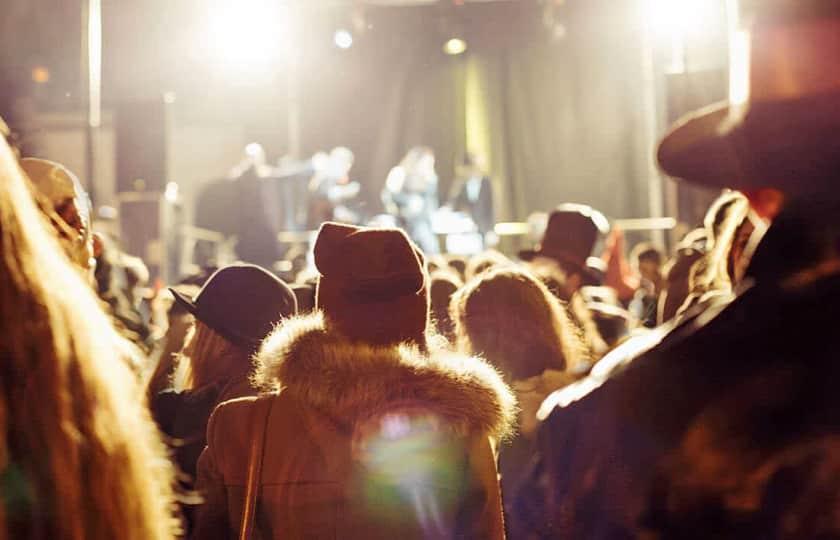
[192,313,516,539]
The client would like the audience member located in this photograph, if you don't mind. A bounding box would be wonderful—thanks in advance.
[19,157,94,272]
[517,3,840,537]
[520,203,610,293]
[192,223,515,539]
[429,269,462,342]
[628,242,664,327]
[677,190,751,318]
[657,228,707,324]
[148,264,297,502]
[464,249,512,281]
[451,267,590,535]
[0,133,178,539]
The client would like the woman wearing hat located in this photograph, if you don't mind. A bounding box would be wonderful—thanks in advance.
[192,222,515,539]
[148,264,297,529]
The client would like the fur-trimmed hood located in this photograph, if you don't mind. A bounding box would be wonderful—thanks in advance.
[254,312,517,441]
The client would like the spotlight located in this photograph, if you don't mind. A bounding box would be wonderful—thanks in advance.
[334,29,353,49]
[443,38,467,56]
[645,0,718,39]
[202,0,289,72]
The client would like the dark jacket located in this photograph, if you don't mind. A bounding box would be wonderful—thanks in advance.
[512,208,840,539]
[449,175,495,235]
[151,377,255,535]
[192,313,516,539]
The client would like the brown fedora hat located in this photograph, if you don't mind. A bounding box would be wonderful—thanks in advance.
[658,1,840,193]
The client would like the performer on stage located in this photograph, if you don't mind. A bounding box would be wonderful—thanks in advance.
[382,146,440,254]
[308,146,362,227]
[447,151,495,247]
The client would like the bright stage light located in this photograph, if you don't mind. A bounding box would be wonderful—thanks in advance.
[443,38,467,56]
[645,0,718,39]
[334,29,353,49]
[202,0,289,72]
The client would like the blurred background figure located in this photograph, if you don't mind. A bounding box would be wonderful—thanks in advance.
[447,151,495,248]
[628,242,665,327]
[308,146,363,226]
[382,146,440,254]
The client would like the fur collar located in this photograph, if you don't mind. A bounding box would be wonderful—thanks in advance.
[255,312,516,440]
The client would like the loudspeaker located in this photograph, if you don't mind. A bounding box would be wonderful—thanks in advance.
[115,99,169,193]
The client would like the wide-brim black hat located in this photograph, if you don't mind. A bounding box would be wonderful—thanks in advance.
[658,2,840,193]
[170,263,297,350]
[657,92,840,193]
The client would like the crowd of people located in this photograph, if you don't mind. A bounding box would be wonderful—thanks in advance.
[4,1,840,538]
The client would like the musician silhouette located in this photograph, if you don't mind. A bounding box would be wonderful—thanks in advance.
[382,146,440,254]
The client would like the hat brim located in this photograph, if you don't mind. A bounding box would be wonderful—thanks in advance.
[657,101,743,190]
[658,91,840,192]
[169,287,200,317]
[168,287,259,349]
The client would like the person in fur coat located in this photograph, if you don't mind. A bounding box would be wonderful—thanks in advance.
[191,222,516,539]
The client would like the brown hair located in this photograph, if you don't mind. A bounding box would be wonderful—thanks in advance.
[682,191,750,314]
[0,138,178,539]
[173,320,252,392]
[451,267,590,381]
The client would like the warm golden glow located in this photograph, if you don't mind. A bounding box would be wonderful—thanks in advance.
[31,66,50,84]
[443,38,467,56]
[728,30,751,106]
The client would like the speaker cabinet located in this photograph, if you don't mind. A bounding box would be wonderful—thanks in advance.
[115,99,169,193]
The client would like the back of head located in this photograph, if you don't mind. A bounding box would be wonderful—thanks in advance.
[451,267,584,380]
[314,222,430,347]
[0,139,176,538]
[465,249,512,281]
[429,270,462,341]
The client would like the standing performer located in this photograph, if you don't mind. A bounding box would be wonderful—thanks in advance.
[382,146,440,254]
[447,151,495,247]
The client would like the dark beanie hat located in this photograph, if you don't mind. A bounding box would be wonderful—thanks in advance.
[170,263,297,351]
[314,222,429,346]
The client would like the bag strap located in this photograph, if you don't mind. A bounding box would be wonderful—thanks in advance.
[239,396,274,540]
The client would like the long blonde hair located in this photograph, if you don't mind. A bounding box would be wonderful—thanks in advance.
[0,138,178,539]
[450,267,590,381]
[173,321,252,392]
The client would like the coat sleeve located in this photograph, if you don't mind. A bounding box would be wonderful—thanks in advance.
[190,405,231,540]
[456,435,506,539]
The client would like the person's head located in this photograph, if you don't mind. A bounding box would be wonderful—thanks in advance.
[451,267,588,381]
[0,128,177,538]
[170,263,298,390]
[519,203,610,292]
[314,222,430,347]
[401,146,435,176]
[658,233,707,324]
[429,270,462,341]
[688,191,751,300]
[465,249,512,281]
[19,157,93,270]
[630,242,665,286]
